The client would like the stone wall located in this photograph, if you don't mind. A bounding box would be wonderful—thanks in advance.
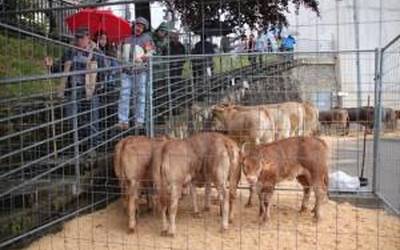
[287,60,339,110]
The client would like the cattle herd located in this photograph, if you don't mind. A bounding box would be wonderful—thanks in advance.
[113,101,400,237]
[319,106,399,135]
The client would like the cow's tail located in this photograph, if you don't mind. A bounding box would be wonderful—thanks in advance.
[114,138,128,202]
[224,139,241,199]
[323,167,330,202]
[318,138,330,201]
[324,172,329,190]
[315,136,328,149]
[114,139,126,183]
[152,146,169,209]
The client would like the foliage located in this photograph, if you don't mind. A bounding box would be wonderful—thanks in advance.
[162,0,319,31]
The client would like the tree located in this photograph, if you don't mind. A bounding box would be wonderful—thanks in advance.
[162,0,320,31]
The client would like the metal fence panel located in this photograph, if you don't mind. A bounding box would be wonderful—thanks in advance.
[375,35,400,213]
[0,1,399,249]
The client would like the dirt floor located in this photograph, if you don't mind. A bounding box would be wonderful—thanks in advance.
[24,186,400,250]
[21,134,400,250]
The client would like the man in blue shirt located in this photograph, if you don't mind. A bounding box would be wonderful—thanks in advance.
[44,26,106,150]
[282,34,296,61]
[282,34,296,51]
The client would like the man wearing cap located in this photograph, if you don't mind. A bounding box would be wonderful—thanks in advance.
[152,22,171,56]
[150,22,173,124]
[44,26,105,150]
[118,16,155,130]
[164,30,186,114]
[191,34,215,102]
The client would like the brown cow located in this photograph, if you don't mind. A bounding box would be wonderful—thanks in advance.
[267,102,305,136]
[319,109,350,135]
[211,104,276,145]
[240,137,329,224]
[113,135,169,233]
[303,101,320,135]
[153,132,241,236]
[267,101,319,136]
[395,110,400,120]
[395,110,400,129]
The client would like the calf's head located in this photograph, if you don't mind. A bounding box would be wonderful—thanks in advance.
[210,104,234,128]
[240,144,262,186]
[395,110,400,120]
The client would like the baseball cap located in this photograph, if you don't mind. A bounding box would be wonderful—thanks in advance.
[75,26,89,38]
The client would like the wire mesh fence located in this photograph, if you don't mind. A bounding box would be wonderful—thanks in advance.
[0,0,77,41]
[0,1,399,250]
[374,35,400,214]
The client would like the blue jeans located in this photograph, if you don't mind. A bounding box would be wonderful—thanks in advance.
[65,90,101,148]
[118,72,147,124]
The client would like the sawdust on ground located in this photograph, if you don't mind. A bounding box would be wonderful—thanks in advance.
[24,187,400,250]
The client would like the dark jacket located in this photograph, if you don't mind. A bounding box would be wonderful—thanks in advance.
[191,40,214,72]
[51,46,106,97]
[165,41,186,78]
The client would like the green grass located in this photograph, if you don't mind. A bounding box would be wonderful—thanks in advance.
[0,33,281,97]
[181,54,249,79]
[213,55,250,73]
[0,33,63,97]
[181,54,280,79]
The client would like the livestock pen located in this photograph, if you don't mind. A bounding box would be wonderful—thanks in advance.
[0,1,399,250]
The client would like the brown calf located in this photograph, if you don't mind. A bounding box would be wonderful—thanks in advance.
[153,132,241,236]
[240,137,329,224]
[113,136,169,233]
[319,109,350,135]
[395,110,400,120]
[212,104,276,145]
[303,101,320,136]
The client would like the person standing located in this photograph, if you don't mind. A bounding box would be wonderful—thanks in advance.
[164,31,186,114]
[94,31,119,132]
[220,35,232,53]
[237,34,248,53]
[266,27,278,52]
[165,31,186,84]
[152,22,171,55]
[191,35,215,101]
[117,17,155,130]
[282,34,296,61]
[255,30,267,66]
[44,26,105,150]
[276,34,283,51]
[151,22,172,124]
[248,33,257,67]
[282,34,296,52]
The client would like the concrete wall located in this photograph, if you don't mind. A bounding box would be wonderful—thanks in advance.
[287,0,400,51]
[286,0,400,108]
[288,61,338,110]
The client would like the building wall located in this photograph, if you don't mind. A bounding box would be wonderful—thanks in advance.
[288,62,338,110]
[287,0,400,108]
[288,0,400,50]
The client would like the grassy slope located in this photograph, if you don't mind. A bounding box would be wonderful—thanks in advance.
[0,33,279,97]
[0,33,63,97]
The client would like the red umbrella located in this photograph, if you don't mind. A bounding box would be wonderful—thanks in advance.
[65,9,131,43]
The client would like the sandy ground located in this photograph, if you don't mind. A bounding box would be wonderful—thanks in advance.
[22,134,400,250]
[24,186,400,250]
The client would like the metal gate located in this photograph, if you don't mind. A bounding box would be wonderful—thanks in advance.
[0,1,399,249]
[374,35,400,214]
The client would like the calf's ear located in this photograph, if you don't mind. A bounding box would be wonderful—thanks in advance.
[240,142,251,156]
[191,104,201,113]
[161,134,172,140]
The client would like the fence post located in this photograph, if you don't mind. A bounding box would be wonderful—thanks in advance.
[167,57,173,126]
[71,76,80,195]
[148,56,154,138]
[372,48,383,194]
